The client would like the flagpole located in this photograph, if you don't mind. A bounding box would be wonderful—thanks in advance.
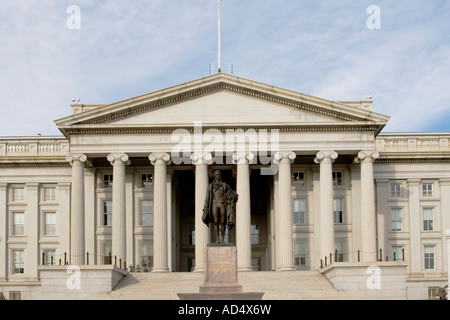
[218,0,221,73]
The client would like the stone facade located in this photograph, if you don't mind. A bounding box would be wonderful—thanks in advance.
[0,73,449,299]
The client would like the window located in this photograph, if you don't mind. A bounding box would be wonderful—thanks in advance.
[333,198,343,224]
[102,242,112,265]
[423,208,434,231]
[332,171,342,186]
[13,188,24,201]
[292,171,305,186]
[103,201,112,226]
[293,199,305,225]
[140,201,153,226]
[251,224,259,245]
[13,212,24,236]
[13,250,24,274]
[44,187,56,201]
[186,258,195,272]
[9,292,21,300]
[103,174,113,188]
[428,287,440,299]
[294,241,307,267]
[392,246,404,261]
[422,183,433,197]
[391,209,402,232]
[391,184,401,197]
[44,212,56,235]
[335,240,344,262]
[424,246,435,270]
[141,173,153,187]
[188,224,195,245]
[251,257,262,271]
[140,242,153,271]
[43,250,56,265]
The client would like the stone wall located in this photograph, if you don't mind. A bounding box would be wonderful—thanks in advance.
[320,262,408,299]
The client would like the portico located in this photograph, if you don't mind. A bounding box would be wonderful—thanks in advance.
[54,73,389,272]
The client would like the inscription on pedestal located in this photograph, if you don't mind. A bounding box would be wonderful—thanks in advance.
[200,244,242,294]
[178,244,264,300]
[205,246,237,283]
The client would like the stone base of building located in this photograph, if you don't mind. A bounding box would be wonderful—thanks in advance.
[36,265,128,300]
[320,261,408,299]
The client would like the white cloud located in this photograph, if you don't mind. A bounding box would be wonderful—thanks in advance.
[0,0,449,135]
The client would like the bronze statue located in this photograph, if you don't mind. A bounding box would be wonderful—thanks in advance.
[202,170,238,243]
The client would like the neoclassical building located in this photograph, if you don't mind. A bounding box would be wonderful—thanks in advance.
[0,73,449,299]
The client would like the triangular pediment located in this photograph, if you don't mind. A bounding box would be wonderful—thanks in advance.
[55,73,389,135]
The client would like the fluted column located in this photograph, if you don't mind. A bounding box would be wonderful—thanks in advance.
[275,152,296,271]
[67,154,87,265]
[355,151,379,262]
[107,153,130,265]
[314,151,338,263]
[233,151,254,272]
[191,152,212,272]
[149,153,171,273]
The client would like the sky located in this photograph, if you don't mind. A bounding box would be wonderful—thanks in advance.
[0,0,449,136]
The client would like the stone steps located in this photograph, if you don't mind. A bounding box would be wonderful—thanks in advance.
[103,271,360,300]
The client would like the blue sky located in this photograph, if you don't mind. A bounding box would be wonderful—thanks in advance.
[0,0,449,136]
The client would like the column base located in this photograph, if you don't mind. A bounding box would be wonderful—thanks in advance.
[151,267,170,273]
[276,265,296,272]
[238,266,254,272]
[193,267,205,273]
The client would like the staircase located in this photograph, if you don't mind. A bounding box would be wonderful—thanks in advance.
[104,271,359,300]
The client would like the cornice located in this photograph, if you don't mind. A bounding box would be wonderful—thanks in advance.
[82,83,363,125]
[64,124,382,136]
[55,74,389,137]
[0,162,71,168]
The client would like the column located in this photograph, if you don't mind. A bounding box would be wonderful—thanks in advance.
[375,179,389,261]
[0,183,7,280]
[149,153,171,273]
[440,179,450,276]
[25,182,39,278]
[107,153,130,266]
[67,154,87,265]
[356,151,379,262]
[408,178,422,274]
[191,152,212,272]
[314,151,338,263]
[445,229,450,297]
[233,151,254,272]
[275,151,297,271]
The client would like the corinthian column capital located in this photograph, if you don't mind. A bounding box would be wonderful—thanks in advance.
[314,151,338,164]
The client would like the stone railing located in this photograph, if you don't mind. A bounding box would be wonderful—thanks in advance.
[0,137,69,157]
[376,134,450,153]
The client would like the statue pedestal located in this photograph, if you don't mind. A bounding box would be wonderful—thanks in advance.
[178,244,264,300]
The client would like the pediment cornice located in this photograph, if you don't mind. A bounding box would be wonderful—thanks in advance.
[55,73,389,136]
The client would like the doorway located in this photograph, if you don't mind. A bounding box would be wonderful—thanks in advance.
[174,168,271,271]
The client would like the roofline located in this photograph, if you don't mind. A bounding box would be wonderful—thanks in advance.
[0,135,67,141]
[54,73,390,131]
